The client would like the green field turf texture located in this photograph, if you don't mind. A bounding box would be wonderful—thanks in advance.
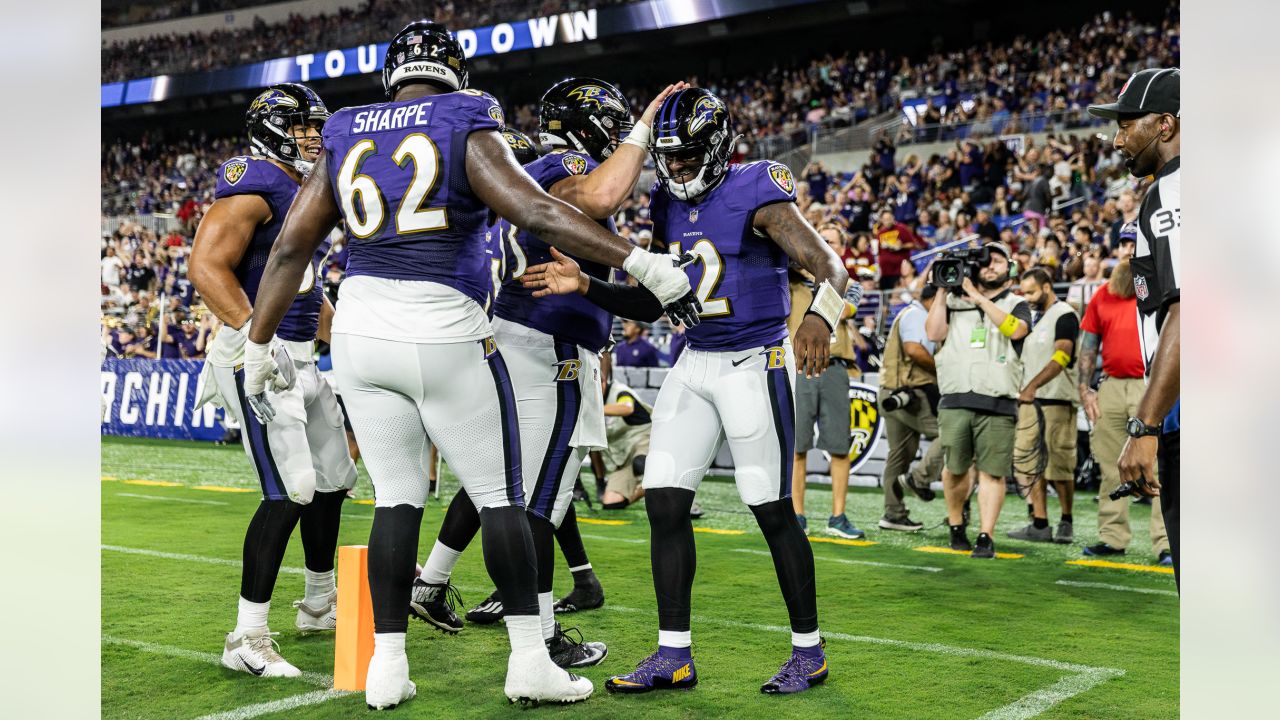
[102,436,1178,719]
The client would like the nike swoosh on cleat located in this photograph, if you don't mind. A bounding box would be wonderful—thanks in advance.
[242,658,266,676]
[609,679,643,686]
[808,661,827,676]
[730,356,752,367]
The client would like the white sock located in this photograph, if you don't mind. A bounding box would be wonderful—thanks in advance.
[505,614,545,654]
[538,592,556,640]
[420,541,462,586]
[304,569,335,601]
[373,631,406,658]
[658,630,691,648]
[235,597,270,636]
[567,563,592,574]
[792,630,821,648]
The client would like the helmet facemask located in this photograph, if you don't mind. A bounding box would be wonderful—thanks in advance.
[247,85,330,176]
[652,129,733,202]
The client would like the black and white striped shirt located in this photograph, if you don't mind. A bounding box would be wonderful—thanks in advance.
[1131,157,1181,378]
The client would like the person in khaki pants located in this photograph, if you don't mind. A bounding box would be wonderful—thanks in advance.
[1077,248,1171,564]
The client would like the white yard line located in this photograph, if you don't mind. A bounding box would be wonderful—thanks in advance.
[605,605,1124,719]
[734,547,942,573]
[117,492,228,506]
[193,690,349,720]
[580,532,645,544]
[102,545,305,575]
[103,636,347,719]
[1055,579,1179,598]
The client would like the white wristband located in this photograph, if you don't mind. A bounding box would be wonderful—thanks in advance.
[808,280,844,332]
[621,120,651,149]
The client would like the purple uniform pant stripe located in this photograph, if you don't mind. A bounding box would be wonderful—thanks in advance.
[485,342,525,507]
[233,369,288,501]
[766,363,796,500]
[529,342,581,520]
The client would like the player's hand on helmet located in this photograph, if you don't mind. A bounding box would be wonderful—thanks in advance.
[521,247,588,298]
[641,82,690,127]
[795,314,832,379]
[242,341,294,423]
[622,247,694,308]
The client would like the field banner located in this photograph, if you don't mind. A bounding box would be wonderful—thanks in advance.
[101,358,225,442]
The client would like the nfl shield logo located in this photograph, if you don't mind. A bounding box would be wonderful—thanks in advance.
[689,209,699,223]
[224,161,247,186]
[1134,274,1149,301]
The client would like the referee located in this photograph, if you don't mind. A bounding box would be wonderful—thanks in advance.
[1087,67,1181,585]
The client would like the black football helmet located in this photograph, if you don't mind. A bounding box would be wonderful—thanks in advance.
[651,88,736,201]
[246,83,330,175]
[501,128,541,165]
[383,20,469,97]
[538,77,633,162]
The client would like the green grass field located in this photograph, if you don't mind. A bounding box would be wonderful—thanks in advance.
[102,436,1178,719]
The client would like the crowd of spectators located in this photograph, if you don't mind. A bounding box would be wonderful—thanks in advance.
[102,0,629,82]
[101,7,1178,373]
[105,0,267,28]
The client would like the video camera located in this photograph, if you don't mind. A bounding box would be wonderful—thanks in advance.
[929,245,1004,290]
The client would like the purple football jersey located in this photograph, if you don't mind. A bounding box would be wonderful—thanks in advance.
[651,161,797,352]
[322,90,504,308]
[492,150,614,352]
[484,215,515,319]
[213,156,326,342]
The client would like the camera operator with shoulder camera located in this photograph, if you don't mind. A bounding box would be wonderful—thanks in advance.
[1006,268,1081,545]
[925,243,1031,558]
[878,283,943,532]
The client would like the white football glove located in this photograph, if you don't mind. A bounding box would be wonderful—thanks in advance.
[243,340,294,423]
[622,247,694,307]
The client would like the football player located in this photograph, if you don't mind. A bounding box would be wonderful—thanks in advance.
[410,78,691,668]
[521,88,847,695]
[189,83,357,678]
[238,21,696,709]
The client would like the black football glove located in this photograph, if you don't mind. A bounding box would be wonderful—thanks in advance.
[664,252,702,327]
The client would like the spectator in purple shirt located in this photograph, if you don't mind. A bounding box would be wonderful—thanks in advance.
[614,320,661,368]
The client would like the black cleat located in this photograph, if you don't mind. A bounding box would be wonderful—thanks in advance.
[546,624,608,668]
[408,580,463,634]
[1082,542,1126,557]
[554,578,605,614]
[465,590,505,625]
[949,524,972,552]
[971,533,996,559]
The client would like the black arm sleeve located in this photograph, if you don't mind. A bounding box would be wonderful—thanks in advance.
[583,277,665,323]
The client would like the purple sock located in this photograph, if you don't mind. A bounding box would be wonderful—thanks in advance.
[793,643,824,659]
[658,644,692,660]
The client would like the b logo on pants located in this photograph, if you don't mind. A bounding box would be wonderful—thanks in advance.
[555,359,581,382]
[762,346,787,370]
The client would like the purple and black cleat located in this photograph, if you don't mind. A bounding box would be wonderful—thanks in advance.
[605,650,698,694]
[761,646,828,694]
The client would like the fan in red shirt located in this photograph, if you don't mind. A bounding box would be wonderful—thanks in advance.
[873,209,925,290]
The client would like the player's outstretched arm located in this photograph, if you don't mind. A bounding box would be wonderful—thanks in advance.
[466,130,694,308]
[550,82,687,219]
[247,154,339,345]
[754,201,849,378]
[519,246,676,324]
[189,195,269,329]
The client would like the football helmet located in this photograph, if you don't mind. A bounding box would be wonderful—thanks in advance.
[383,20,469,97]
[651,88,735,202]
[539,77,633,162]
[246,83,330,176]
[501,127,542,166]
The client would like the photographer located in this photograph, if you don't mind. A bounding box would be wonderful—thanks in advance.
[1007,268,1080,545]
[879,283,942,532]
[925,243,1031,558]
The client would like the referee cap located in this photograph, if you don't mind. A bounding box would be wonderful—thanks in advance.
[1087,68,1179,120]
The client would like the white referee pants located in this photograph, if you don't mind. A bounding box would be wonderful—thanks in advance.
[643,340,797,506]
[330,333,523,510]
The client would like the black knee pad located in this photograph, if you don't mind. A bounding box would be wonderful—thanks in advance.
[632,454,646,478]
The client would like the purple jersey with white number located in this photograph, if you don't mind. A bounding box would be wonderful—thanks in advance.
[492,150,614,352]
[651,161,797,352]
[322,90,503,307]
[484,215,514,319]
[214,156,327,342]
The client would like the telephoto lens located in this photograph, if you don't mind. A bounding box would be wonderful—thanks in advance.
[880,389,913,412]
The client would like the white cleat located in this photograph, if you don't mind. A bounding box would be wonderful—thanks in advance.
[293,591,337,633]
[505,648,594,706]
[365,652,416,710]
[221,628,301,678]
